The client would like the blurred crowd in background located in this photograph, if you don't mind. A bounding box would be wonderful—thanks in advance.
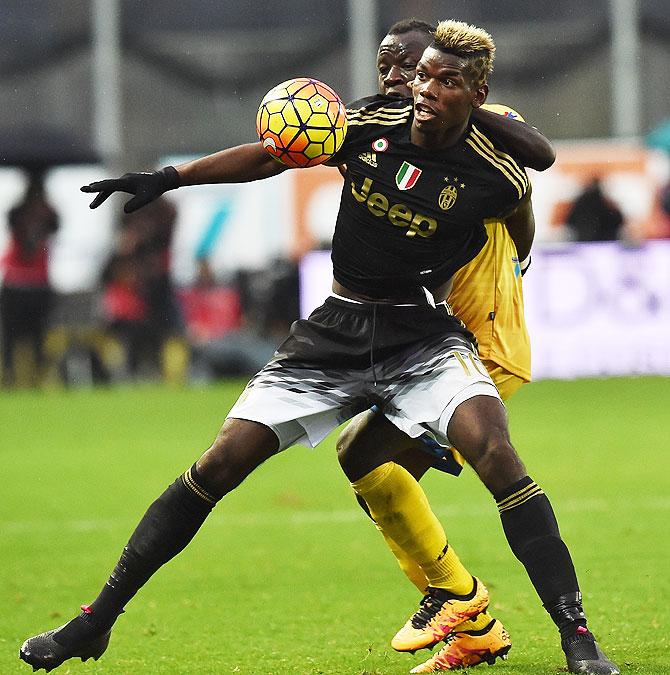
[3,161,669,389]
[0,167,300,388]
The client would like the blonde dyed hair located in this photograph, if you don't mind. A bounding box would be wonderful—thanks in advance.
[433,20,495,88]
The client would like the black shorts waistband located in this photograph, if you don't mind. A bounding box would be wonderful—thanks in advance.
[324,295,451,315]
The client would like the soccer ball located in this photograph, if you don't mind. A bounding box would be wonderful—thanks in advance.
[256,77,347,168]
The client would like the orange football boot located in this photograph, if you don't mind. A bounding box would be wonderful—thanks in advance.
[410,618,511,672]
[391,578,489,652]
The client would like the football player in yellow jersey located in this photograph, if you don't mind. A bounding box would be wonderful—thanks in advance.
[335,19,539,671]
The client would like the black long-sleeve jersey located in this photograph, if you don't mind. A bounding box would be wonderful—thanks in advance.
[328,95,529,300]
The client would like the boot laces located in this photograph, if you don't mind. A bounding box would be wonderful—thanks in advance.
[410,588,452,629]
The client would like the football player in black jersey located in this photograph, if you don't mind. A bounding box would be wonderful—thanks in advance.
[325,22,616,674]
[20,19,618,675]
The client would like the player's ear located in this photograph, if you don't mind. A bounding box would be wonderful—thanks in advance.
[471,83,488,109]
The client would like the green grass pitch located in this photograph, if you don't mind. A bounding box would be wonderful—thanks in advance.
[1,377,668,674]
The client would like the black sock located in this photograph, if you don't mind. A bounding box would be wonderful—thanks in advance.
[54,464,219,644]
[495,476,587,636]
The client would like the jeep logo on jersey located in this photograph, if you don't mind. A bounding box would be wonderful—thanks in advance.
[395,162,422,190]
[351,176,437,238]
[439,185,458,210]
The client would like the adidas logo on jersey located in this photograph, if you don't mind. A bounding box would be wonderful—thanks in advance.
[358,152,377,167]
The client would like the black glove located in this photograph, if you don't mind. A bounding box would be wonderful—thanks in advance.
[80,166,181,213]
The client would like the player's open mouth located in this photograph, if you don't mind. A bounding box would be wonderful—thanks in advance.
[414,102,436,120]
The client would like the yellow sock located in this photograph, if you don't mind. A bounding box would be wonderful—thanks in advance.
[456,611,494,632]
[375,525,429,594]
[351,462,473,594]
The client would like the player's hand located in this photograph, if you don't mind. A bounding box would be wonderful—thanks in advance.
[80,166,180,213]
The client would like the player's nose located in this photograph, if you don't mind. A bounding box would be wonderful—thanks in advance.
[417,78,438,99]
[384,65,404,85]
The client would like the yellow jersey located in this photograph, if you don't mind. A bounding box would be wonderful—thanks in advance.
[448,217,531,382]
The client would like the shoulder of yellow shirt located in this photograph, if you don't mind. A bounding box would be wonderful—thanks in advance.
[480,103,526,123]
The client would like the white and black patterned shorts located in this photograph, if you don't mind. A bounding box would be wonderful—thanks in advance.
[228,296,500,451]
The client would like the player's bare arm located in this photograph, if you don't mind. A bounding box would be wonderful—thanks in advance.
[176,142,287,186]
[472,107,555,170]
[81,142,287,213]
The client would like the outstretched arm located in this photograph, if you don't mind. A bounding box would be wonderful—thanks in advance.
[176,142,287,185]
[81,142,287,213]
[471,107,555,171]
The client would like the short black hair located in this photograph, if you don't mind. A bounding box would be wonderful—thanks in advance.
[387,19,436,37]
